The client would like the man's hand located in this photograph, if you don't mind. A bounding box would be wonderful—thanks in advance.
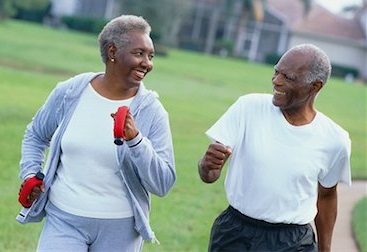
[198,142,232,183]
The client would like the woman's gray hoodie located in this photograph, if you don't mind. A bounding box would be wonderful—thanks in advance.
[16,72,176,243]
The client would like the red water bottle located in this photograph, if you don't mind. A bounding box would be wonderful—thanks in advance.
[18,172,44,208]
[113,106,129,145]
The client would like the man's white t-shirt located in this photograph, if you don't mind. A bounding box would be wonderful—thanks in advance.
[49,84,134,219]
[206,93,351,224]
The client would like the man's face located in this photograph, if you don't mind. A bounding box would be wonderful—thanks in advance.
[271,51,314,111]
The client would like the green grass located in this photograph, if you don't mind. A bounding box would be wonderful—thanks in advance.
[0,20,366,251]
[352,197,367,252]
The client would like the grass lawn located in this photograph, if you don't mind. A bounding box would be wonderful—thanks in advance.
[352,197,367,252]
[0,20,366,251]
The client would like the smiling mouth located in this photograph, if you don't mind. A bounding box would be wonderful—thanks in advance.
[273,89,286,95]
[133,70,146,80]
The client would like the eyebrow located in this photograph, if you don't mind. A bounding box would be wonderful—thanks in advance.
[273,65,296,80]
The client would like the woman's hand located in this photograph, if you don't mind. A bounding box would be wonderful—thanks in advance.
[19,178,45,204]
[123,112,139,140]
[111,111,139,141]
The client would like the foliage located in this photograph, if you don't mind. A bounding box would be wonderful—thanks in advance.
[352,197,367,252]
[0,0,49,20]
[118,0,191,46]
[0,20,366,251]
[12,2,50,23]
[0,0,15,20]
[265,52,281,65]
[13,0,49,9]
[61,16,108,34]
[214,39,234,55]
[331,64,359,79]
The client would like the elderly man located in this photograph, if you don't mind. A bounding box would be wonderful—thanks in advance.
[198,44,351,252]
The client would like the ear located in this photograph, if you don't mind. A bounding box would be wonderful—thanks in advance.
[312,80,323,93]
[107,44,116,61]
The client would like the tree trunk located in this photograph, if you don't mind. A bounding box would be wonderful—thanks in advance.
[204,5,222,54]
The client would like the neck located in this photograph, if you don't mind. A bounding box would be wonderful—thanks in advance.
[91,74,138,100]
[281,108,316,126]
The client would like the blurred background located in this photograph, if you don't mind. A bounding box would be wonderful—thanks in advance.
[1,0,366,83]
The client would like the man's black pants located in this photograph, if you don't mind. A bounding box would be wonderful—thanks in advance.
[208,206,317,252]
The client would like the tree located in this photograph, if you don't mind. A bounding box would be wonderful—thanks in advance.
[119,0,191,46]
[13,0,49,9]
[0,0,49,21]
[0,0,15,20]
[230,0,264,56]
[230,0,311,57]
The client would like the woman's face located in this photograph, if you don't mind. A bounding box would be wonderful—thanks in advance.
[112,32,154,88]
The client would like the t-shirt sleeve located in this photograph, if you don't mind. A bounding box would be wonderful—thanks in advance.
[319,137,352,187]
[205,97,243,149]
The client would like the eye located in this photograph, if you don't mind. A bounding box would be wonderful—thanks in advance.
[284,74,295,81]
[148,54,154,60]
[133,51,143,56]
[273,69,278,75]
[284,74,291,80]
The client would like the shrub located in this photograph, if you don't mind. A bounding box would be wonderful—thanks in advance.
[61,16,107,34]
[331,64,359,79]
[265,52,281,65]
[12,2,51,23]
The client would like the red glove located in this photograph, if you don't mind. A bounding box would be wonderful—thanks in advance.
[18,172,44,208]
[113,106,129,145]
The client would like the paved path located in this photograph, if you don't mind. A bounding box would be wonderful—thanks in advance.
[330,180,366,252]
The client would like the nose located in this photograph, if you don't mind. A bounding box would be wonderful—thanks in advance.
[272,73,282,85]
[141,55,153,70]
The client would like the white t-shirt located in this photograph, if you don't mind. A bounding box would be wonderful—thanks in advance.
[206,93,351,224]
[49,84,134,218]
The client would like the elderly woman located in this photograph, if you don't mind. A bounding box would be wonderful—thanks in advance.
[16,15,176,251]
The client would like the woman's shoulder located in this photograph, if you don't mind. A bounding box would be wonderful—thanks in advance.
[52,72,102,97]
[56,72,101,89]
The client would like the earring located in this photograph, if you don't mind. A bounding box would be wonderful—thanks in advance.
[110,58,115,62]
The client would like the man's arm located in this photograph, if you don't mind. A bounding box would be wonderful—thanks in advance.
[314,183,338,252]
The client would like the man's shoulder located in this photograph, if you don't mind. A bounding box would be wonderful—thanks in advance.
[316,112,350,143]
[238,93,272,104]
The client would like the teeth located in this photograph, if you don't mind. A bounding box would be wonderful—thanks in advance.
[274,90,285,95]
[135,70,145,79]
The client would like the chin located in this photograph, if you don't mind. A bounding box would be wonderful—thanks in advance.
[129,79,142,87]
[272,98,280,107]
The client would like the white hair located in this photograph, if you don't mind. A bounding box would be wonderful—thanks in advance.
[98,15,151,64]
[285,44,331,85]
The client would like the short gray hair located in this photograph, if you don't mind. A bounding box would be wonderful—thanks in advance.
[98,15,151,64]
[287,44,331,85]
